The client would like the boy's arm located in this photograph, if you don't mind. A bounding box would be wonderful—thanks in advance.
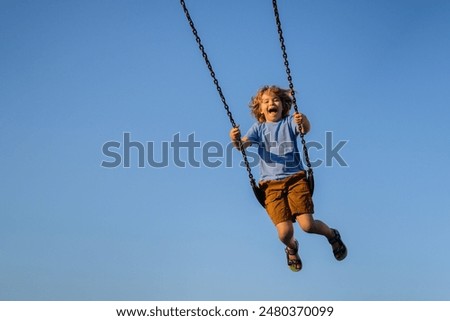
[294,112,311,134]
[229,127,251,150]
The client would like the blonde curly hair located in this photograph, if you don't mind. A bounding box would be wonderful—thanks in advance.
[249,85,293,123]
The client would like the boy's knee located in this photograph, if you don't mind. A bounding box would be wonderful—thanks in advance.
[277,228,293,244]
[300,221,315,233]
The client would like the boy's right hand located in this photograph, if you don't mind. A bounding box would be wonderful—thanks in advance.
[229,126,241,142]
[230,126,250,150]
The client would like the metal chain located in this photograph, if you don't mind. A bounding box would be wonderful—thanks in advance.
[180,0,258,189]
[272,0,314,178]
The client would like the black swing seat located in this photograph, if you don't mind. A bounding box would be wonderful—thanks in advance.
[252,185,266,208]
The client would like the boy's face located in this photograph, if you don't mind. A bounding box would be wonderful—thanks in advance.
[260,91,283,123]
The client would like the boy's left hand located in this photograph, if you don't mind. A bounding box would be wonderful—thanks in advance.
[294,112,311,134]
[293,112,304,125]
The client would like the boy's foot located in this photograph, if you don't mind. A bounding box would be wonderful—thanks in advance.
[285,240,302,272]
[328,228,347,261]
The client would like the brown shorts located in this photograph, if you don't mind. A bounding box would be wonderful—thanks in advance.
[259,171,314,225]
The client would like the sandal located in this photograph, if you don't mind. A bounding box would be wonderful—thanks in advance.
[328,228,347,261]
[285,240,302,272]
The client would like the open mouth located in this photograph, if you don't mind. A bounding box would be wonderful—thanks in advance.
[268,106,278,114]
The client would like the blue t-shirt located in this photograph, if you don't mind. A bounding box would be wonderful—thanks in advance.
[245,115,304,181]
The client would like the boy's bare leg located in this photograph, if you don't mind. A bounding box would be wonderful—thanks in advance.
[295,214,334,239]
[276,221,296,248]
[296,214,343,250]
[276,221,301,270]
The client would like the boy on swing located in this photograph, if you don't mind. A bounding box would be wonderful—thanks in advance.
[229,85,347,272]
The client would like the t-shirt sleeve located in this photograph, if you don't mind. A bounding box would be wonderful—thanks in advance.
[244,123,260,146]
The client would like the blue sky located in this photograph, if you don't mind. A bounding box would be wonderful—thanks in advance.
[1,0,449,300]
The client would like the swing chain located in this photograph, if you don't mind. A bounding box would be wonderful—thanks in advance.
[180,0,235,128]
[180,0,258,190]
[272,0,314,177]
[272,0,298,113]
